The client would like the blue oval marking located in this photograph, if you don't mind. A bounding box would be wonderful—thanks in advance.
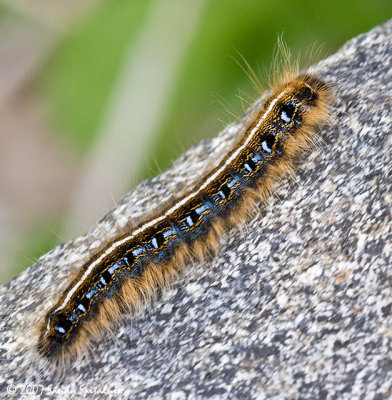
[195,203,210,215]
[281,110,291,123]
[85,287,98,299]
[78,304,86,313]
[69,313,77,322]
[151,237,159,249]
[55,326,66,334]
[218,190,227,199]
[251,153,263,163]
[186,215,194,227]
[163,228,176,239]
[243,163,253,172]
[132,247,145,257]
[227,175,241,189]
[262,140,272,153]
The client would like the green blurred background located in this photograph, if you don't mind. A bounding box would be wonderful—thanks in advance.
[0,0,391,284]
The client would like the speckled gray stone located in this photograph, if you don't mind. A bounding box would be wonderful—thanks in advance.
[1,20,392,400]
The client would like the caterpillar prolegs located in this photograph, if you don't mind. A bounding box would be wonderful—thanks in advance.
[37,70,332,362]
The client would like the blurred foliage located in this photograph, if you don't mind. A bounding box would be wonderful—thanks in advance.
[43,0,392,178]
[42,0,153,150]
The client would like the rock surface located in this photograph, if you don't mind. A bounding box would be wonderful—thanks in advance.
[0,20,391,400]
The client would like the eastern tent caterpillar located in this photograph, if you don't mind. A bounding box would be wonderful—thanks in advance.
[37,57,332,362]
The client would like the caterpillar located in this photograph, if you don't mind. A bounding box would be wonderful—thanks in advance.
[37,59,332,362]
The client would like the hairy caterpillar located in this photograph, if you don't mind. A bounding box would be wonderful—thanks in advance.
[37,58,332,362]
